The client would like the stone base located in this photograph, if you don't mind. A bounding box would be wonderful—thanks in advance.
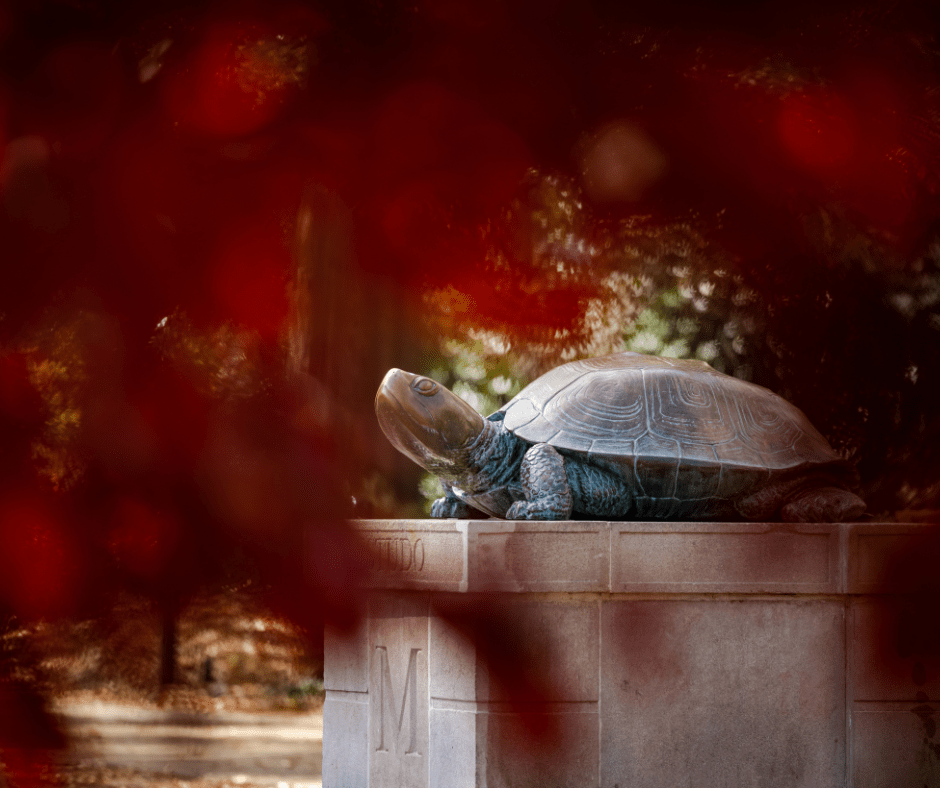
[323,520,940,788]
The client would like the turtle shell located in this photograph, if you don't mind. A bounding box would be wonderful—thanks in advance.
[500,352,842,509]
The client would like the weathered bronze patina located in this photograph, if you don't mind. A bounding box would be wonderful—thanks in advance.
[375,351,865,522]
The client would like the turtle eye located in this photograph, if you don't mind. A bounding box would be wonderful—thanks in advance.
[412,377,439,396]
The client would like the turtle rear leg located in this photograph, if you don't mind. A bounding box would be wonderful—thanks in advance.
[506,443,573,520]
[781,487,866,523]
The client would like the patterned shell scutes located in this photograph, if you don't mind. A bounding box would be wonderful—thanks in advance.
[500,352,838,472]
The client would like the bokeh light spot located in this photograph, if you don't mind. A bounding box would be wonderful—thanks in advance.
[580,121,668,203]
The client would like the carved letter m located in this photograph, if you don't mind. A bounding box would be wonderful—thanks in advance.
[374,646,421,755]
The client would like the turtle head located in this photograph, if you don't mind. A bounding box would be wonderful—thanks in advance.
[375,368,486,475]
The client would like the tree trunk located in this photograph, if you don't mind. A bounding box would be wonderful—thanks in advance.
[159,600,177,688]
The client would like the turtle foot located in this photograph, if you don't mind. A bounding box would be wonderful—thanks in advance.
[781,487,866,523]
[506,499,569,521]
[431,496,475,519]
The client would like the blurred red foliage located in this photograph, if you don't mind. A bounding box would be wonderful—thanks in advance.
[1,0,940,781]
[778,90,859,177]
[164,24,290,137]
[107,497,182,583]
[207,221,290,338]
[31,42,122,158]
[0,494,81,621]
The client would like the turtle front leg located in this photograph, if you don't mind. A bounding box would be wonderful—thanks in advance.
[506,443,573,520]
[431,482,476,518]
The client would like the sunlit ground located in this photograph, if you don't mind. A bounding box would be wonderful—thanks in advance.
[53,699,322,788]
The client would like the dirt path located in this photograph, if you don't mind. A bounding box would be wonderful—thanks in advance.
[52,701,323,788]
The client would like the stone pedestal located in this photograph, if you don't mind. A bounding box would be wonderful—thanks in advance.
[323,520,940,788]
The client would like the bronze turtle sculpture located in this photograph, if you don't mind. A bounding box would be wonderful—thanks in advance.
[375,351,865,522]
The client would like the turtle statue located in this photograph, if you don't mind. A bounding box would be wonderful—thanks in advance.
[375,351,865,522]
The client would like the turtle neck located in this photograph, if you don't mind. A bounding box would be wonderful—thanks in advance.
[461,415,528,495]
